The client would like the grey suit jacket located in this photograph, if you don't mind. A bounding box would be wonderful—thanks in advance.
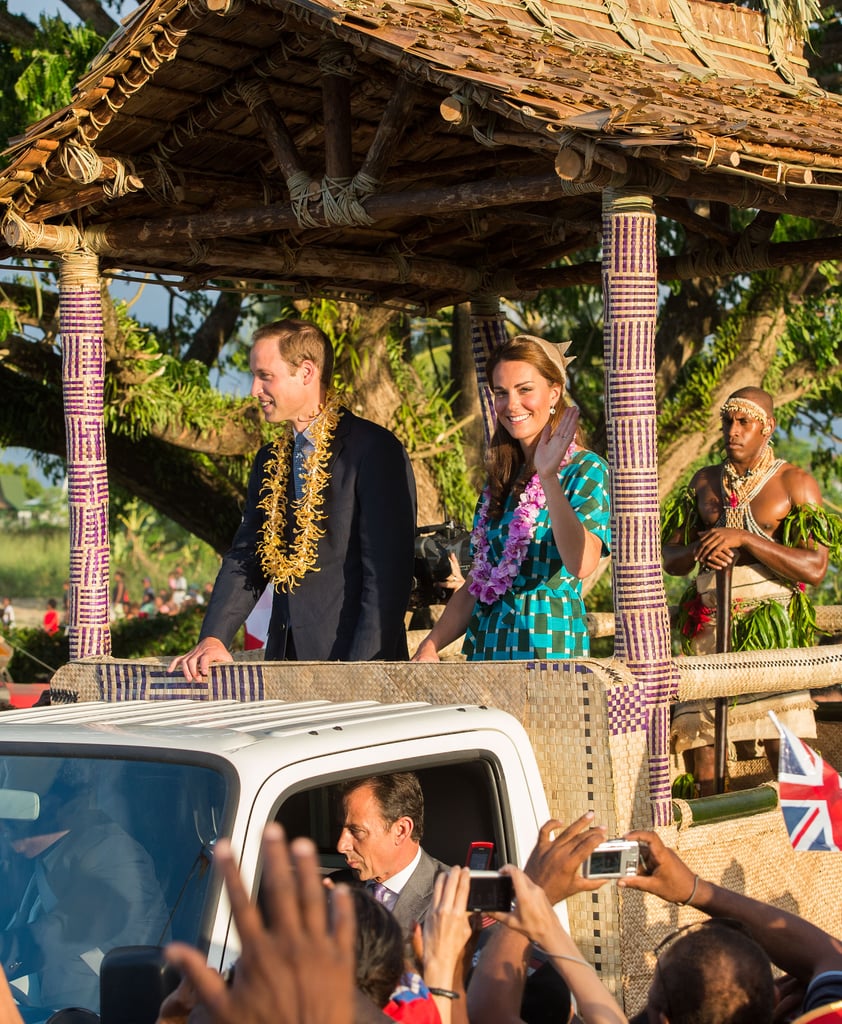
[391,847,449,934]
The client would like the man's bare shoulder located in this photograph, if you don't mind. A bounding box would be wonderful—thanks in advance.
[778,461,824,507]
[689,465,721,491]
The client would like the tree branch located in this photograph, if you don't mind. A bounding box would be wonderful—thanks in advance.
[184,290,244,366]
[57,0,118,37]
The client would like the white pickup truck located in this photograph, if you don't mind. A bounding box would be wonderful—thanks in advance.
[0,697,554,1024]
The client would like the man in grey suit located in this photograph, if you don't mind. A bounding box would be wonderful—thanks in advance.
[169,318,416,679]
[337,772,448,935]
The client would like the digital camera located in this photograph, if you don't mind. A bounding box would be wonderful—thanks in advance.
[583,839,645,879]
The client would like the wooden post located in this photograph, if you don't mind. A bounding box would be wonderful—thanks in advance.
[59,252,111,659]
[601,189,679,825]
[468,297,506,444]
[714,565,733,793]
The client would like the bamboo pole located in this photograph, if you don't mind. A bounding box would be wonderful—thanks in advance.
[59,252,111,660]
[601,188,679,826]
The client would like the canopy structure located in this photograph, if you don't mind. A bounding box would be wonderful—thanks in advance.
[3,0,842,306]
[2,0,842,822]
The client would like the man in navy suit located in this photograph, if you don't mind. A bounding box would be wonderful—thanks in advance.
[336,772,447,936]
[169,319,416,679]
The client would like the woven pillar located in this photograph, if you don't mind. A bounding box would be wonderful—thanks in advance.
[469,299,506,444]
[59,253,111,659]
[601,190,677,825]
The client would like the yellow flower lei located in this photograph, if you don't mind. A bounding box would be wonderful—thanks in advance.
[257,390,343,592]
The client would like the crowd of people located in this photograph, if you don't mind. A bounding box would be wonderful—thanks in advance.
[154,774,842,1023]
[0,765,839,1024]
[111,568,214,624]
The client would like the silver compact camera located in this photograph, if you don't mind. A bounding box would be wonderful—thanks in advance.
[583,839,645,879]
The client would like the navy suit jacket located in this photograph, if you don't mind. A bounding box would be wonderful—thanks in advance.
[200,408,416,660]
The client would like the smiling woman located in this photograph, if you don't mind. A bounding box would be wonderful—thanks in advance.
[411,334,612,664]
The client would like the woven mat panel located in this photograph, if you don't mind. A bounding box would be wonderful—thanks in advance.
[619,806,842,1016]
[816,606,842,634]
[815,720,842,771]
[676,643,842,700]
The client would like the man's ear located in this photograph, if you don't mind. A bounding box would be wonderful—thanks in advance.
[297,358,319,385]
[392,815,415,844]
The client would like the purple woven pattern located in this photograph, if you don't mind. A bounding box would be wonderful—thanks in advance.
[648,703,674,826]
[469,314,506,444]
[100,662,208,701]
[99,661,266,702]
[605,685,648,734]
[60,264,110,660]
[210,663,266,701]
[602,192,678,821]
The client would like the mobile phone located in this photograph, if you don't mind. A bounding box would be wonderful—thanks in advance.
[583,839,645,879]
[465,840,494,870]
[467,870,513,912]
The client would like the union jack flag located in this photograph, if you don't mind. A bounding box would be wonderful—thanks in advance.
[769,711,842,853]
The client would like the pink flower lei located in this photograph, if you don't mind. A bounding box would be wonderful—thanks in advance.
[468,473,547,605]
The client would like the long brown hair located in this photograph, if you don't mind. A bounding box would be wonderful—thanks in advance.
[484,335,572,520]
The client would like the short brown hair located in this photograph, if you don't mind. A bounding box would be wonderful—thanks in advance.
[252,318,334,387]
[341,771,425,842]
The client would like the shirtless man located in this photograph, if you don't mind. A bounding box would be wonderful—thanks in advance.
[662,386,830,794]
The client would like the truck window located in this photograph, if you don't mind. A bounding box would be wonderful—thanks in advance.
[0,753,228,1020]
[274,758,508,873]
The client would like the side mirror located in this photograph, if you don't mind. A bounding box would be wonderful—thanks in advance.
[99,946,180,1024]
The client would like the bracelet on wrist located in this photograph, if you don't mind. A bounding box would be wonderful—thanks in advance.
[428,987,460,1000]
[676,874,699,906]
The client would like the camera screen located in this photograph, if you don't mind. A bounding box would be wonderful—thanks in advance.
[467,872,513,911]
[589,850,622,874]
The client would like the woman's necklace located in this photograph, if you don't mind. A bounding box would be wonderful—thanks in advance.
[468,442,575,605]
[257,390,342,592]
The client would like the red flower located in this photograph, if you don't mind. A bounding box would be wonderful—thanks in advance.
[681,594,714,638]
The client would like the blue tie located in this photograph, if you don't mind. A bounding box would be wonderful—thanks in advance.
[293,432,308,499]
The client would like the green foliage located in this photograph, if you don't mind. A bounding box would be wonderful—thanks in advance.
[104,301,250,442]
[0,18,104,160]
[660,485,699,545]
[5,625,67,683]
[388,328,478,527]
[0,460,44,500]
[0,526,68,596]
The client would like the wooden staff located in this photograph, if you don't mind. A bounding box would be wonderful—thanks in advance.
[714,564,733,794]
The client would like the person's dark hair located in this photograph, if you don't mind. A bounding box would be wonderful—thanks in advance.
[349,887,404,1008]
[340,772,425,842]
[484,335,577,520]
[47,598,57,609]
[252,318,335,387]
[651,922,774,1024]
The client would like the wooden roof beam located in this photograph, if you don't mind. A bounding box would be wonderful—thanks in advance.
[96,170,621,248]
[320,41,354,182]
[355,76,418,189]
[237,78,311,188]
[523,233,842,289]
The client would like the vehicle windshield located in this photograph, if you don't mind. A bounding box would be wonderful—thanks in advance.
[0,753,228,1022]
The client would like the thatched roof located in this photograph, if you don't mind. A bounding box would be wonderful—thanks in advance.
[2,0,842,311]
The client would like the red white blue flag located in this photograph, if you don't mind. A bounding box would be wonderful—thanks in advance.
[769,711,842,852]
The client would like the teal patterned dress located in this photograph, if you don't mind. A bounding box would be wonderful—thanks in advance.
[463,451,611,660]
